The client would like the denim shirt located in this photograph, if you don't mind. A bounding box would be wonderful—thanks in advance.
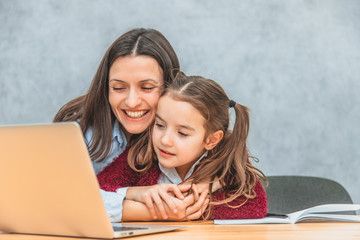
[85,121,127,175]
[84,121,127,222]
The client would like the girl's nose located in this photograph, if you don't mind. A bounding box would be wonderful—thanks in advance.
[125,89,141,108]
[160,131,173,147]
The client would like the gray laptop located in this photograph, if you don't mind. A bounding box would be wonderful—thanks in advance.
[0,122,182,238]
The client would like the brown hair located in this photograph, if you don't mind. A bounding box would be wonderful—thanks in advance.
[129,72,267,219]
[53,28,180,162]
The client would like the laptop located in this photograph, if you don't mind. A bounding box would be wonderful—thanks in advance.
[0,122,182,238]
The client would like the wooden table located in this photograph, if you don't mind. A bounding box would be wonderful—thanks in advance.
[1,221,360,240]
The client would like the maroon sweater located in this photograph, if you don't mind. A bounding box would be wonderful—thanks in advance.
[97,149,267,219]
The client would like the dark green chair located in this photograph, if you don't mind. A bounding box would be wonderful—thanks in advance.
[265,176,354,215]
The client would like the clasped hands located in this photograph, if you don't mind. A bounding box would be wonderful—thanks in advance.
[126,181,218,221]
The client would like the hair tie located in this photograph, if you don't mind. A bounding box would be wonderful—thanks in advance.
[229,100,236,108]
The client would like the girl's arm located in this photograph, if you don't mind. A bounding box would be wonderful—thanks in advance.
[210,182,268,219]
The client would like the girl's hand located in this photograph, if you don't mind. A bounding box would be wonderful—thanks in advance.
[164,188,209,221]
[180,177,222,195]
[184,186,209,220]
[126,184,191,220]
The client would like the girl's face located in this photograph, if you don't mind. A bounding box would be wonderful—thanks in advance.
[152,95,209,180]
[108,56,163,139]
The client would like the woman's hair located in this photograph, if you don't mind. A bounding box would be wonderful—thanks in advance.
[53,28,180,162]
[129,71,267,219]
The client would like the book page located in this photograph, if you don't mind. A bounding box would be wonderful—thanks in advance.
[295,214,360,223]
[214,204,360,225]
[288,204,360,222]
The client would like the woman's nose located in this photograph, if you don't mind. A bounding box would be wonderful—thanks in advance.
[125,89,141,108]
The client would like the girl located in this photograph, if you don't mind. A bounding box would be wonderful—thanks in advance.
[98,72,268,220]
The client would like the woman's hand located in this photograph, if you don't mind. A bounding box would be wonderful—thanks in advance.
[126,184,191,220]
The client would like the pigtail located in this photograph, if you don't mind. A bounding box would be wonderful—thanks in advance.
[188,101,267,219]
[217,102,266,203]
[225,103,259,192]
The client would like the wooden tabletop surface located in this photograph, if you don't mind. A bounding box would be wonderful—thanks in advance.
[1,221,360,240]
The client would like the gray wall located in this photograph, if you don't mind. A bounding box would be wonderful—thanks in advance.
[1,0,360,204]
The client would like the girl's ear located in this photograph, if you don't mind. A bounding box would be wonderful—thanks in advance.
[205,130,224,150]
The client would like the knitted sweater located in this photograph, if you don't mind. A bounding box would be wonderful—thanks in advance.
[97,149,268,220]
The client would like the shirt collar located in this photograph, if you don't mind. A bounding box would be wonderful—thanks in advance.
[158,151,208,184]
[113,120,127,149]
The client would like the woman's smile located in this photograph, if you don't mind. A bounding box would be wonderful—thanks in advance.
[122,110,149,120]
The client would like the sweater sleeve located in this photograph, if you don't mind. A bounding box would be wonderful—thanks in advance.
[210,182,268,219]
[97,149,140,192]
[135,163,161,187]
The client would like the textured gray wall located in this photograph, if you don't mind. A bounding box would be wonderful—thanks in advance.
[1,0,360,204]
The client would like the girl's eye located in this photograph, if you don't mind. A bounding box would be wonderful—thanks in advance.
[155,123,165,128]
[178,132,188,137]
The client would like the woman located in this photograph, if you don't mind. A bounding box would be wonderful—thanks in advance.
[54,28,203,221]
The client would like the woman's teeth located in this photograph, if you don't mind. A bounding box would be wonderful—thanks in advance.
[125,110,147,119]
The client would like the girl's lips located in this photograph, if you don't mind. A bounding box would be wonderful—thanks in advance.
[159,148,175,158]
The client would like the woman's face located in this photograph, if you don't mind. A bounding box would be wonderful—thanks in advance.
[108,55,164,139]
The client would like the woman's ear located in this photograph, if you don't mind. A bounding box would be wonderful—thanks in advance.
[205,130,224,150]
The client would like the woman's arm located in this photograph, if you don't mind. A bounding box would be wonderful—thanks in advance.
[210,182,268,219]
[125,184,188,219]
[122,190,209,221]
[122,199,154,221]
[97,149,140,191]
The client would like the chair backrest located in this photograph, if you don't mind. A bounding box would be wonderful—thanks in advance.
[265,175,353,214]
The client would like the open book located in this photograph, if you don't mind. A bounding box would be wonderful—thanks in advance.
[214,204,360,224]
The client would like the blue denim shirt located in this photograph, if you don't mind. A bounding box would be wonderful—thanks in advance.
[84,121,127,222]
[85,121,127,175]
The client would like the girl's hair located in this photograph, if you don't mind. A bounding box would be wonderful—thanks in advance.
[53,28,180,162]
[129,71,267,219]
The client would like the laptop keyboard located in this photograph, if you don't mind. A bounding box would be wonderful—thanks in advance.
[113,226,148,231]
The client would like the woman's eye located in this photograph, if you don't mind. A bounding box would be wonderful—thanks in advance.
[142,86,155,91]
[111,85,126,91]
